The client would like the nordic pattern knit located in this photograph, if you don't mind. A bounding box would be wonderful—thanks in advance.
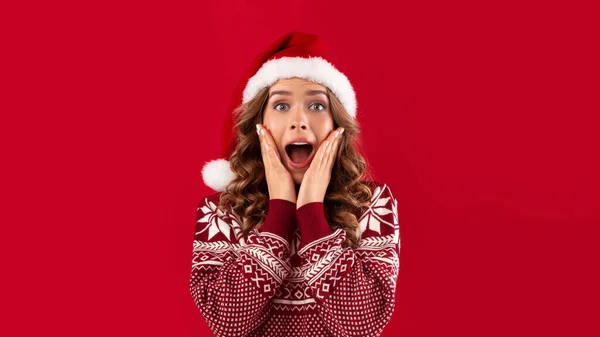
[190,181,400,337]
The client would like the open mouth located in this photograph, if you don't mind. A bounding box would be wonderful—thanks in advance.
[285,143,315,169]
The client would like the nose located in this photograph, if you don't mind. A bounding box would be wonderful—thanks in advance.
[290,121,308,131]
[290,107,309,131]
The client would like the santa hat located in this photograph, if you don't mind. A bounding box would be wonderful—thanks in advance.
[202,31,357,192]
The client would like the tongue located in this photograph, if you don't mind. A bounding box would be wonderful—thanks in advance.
[289,145,312,163]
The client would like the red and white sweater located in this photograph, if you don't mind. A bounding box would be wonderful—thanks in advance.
[190,181,400,337]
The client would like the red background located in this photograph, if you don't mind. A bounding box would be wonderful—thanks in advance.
[2,1,599,336]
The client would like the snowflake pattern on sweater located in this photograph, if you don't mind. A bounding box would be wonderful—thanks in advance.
[190,181,400,337]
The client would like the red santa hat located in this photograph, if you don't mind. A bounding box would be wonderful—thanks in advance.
[202,31,357,192]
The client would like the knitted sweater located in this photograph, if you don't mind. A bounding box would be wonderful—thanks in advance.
[190,181,400,337]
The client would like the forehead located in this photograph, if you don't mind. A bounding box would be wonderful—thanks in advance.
[269,78,327,93]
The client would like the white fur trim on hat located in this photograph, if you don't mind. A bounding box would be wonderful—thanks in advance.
[242,56,357,118]
[201,158,235,192]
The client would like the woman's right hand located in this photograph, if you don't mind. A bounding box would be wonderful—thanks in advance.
[256,124,297,204]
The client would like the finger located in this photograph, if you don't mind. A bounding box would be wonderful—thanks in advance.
[262,126,285,177]
[262,127,282,162]
[257,124,268,166]
[324,127,344,172]
[259,126,278,198]
[262,128,286,171]
[319,128,340,171]
[319,130,337,172]
[258,124,276,177]
[325,127,344,171]
[313,135,328,171]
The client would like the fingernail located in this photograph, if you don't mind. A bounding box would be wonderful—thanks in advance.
[340,128,345,135]
[325,141,329,148]
[334,132,339,139]
[256,124,259,131]
[261,129,265,136]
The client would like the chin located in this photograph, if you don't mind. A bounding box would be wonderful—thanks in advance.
[291,172,305,185]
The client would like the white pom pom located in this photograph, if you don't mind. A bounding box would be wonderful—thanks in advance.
[201,158,236,192]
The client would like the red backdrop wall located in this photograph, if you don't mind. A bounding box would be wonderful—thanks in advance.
[3,1,599,336]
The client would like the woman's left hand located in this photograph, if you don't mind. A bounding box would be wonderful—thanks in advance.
[296,126,345,209]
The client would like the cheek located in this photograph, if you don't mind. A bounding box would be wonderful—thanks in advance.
[314,124,335,143]
[263,113,284,133]
[313,114,335,137]
[264,124,285,148]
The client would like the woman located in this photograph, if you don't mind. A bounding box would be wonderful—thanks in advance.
[191,31,400,337]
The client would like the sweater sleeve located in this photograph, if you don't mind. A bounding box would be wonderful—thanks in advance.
[296,183,400,337]
[190,194,296,337]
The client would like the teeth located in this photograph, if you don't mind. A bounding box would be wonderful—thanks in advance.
[290,142,309,145]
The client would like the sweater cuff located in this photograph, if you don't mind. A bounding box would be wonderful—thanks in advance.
[296,202,333,245]
[259,199,297,242]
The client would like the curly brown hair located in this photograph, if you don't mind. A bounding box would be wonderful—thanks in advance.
[216,82,376,248]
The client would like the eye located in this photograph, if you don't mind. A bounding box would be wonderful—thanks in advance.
[310,102,326,111]
[274,103,288,112]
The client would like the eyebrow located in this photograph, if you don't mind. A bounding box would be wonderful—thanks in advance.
[268,90,328,98]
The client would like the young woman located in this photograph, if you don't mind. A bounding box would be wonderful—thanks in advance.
[190,31,400,337]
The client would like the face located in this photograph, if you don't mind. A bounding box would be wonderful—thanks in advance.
[262,78,335,185]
